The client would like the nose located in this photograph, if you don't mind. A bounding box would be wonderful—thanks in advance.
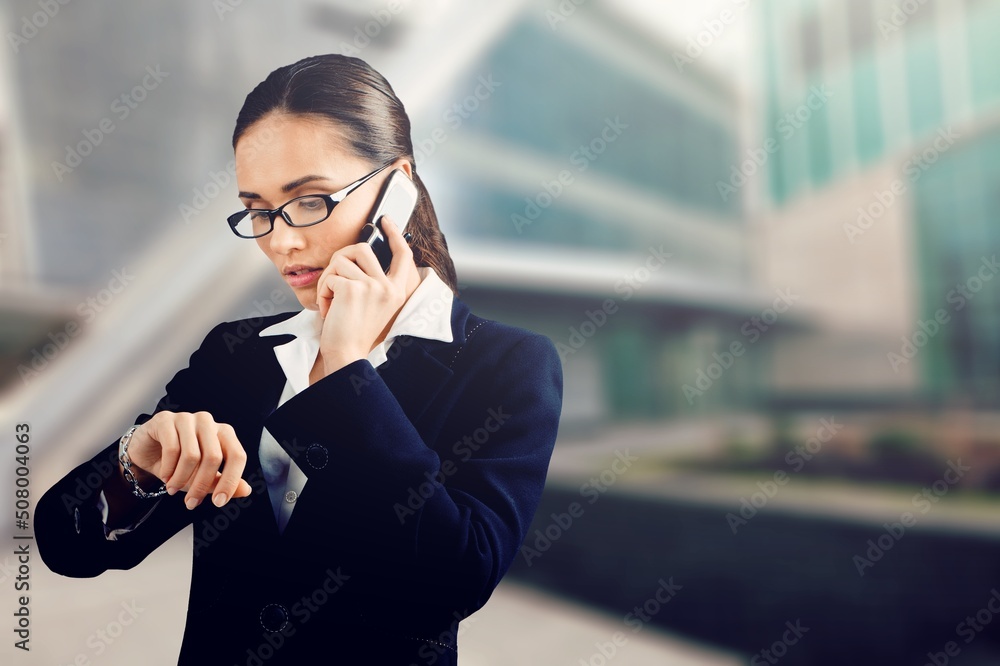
[265,213,308,254]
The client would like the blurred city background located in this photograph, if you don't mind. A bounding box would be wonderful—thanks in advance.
[1,0,999,664]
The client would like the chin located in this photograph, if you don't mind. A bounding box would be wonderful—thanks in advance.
[293,292,319,311]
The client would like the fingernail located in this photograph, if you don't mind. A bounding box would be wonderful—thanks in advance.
[166,486,177,496]
[185,496,201,510]
[212,493,227,507]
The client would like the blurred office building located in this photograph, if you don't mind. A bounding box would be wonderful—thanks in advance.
[429,5,775,432]
[755,0,1000,411]
[0,1,776,447]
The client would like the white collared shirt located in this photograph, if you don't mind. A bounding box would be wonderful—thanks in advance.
[98,265,454,538]
[246,265,454,534]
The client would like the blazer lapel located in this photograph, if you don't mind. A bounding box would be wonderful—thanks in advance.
[373,296,472,425]
[226,298,474,537]
[228,330,296,537]
[236,297,474,453]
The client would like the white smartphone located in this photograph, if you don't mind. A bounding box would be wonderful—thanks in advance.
[358,168,418,273]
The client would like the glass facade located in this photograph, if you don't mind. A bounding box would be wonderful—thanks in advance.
[760,0,1000,403]
[430,14,744,271]
[419,11,754,421]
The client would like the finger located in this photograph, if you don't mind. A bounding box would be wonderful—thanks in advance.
[315,261,337,318]
[170,412,201,497]
[316,273,352,319]
[233,478,252,498]
[382,216,413,281]
[342,241,386,281]
[211,424,247,507]
[331,243,385,280]
[185,416,224,509]
[329,252,370,281]
[178,472,250,496]
[156,422,183,494]
[314,249,362,318]
[380,214,413,244]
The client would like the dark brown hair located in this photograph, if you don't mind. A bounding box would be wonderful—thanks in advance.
[232,54,459,294]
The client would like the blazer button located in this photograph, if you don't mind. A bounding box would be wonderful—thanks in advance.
[259,603,289,633]
[73,507,82,535]
[306,443,328,470]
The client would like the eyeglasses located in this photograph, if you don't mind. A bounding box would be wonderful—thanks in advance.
[227,162,393,239]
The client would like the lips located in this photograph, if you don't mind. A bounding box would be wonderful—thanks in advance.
[283,264,322,288]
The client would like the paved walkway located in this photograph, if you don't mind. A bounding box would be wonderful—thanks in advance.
[16,531,740,665]
[460,580,741,666]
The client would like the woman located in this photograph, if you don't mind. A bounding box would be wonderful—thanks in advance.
[36,54,563,665]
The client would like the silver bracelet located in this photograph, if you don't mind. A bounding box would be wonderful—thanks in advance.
[118,425,167,498]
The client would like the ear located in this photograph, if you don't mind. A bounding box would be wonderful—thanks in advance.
[392,158,413,179]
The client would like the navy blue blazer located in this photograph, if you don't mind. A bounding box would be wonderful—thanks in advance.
[36,296,563,665]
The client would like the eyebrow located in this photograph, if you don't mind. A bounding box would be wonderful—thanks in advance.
[238,175,331,201]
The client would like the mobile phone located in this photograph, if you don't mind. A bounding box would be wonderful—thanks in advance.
[358,168,418,273]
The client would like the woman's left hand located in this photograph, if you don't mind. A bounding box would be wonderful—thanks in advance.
[314,215,419,376]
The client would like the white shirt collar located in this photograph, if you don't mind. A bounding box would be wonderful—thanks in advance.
[257,266,454,391]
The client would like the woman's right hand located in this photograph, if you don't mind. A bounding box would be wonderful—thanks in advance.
[126,411,253,510]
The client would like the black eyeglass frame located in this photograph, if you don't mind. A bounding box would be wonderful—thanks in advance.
[227,161,394,239]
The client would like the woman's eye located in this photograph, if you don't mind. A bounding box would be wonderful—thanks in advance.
[297,198,324,211]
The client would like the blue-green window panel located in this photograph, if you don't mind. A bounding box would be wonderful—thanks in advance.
[911,131,1000,398]
[456,17,741,218]
[765,103,790,204]
[904,27,945,139]
[441,179,637,252]
[804,76,835,187]
[967,1,1000,108]
[851,53,885,165]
